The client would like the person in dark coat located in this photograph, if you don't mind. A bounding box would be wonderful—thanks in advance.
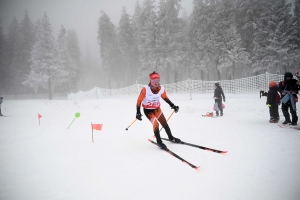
[0,97,3,116]
[278,72,298,125]
[213,83,225,116]
[266,82,280,123]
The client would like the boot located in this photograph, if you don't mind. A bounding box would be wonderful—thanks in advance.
[282,120,291,124]
[269,118,275,123]
[157,142,167,150]
[216,111,219,117]
[220,111,223,116]
[170,137,181,143]
[291,116,298,126]
[282,115,291,124]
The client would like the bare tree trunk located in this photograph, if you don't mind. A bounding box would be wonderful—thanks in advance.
[201,70,205,80]
[232,61,236,80]
[166,64,171,84]
[216,59,221,81]
[48,77,52,100]
[175,70,179,83]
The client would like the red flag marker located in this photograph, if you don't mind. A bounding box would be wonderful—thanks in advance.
[91,123,103,143]
[92,123,102,130]
[38,113,42,125]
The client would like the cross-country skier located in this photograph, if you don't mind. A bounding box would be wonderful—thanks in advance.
[278,72,298,125]
[136,71,181,150]
[213,82,225,116]
[266,81,280,123]
[0,97,3,116]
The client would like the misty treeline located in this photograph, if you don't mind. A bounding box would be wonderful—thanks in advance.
[0,0,300,98]
[98,0,300,88]
[0,11,100,98]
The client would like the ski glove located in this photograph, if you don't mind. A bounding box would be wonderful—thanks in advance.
[223,98,226,102]
[171,105,179,113]
[136,112,142,121]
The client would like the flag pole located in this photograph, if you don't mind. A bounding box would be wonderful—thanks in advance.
[91,122,94,143]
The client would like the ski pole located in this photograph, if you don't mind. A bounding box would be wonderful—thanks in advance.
[125,118,138,131]
[159,110,175,132]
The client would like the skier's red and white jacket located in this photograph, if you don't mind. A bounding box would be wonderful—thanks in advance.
[137,85,171,109]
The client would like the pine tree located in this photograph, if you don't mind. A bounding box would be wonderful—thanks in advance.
[132,1,143,82]
[295,0,300,49]
[67,29,81,92]
[156,0,182,83]
[138,0,157,77]
[189,0,212,80]
[208,0,238,80]
[292,0,300,69]
[0,19,7,93]
[6,17,19,92]
[119,7,135,86]
[252,0,295,73]
[24,12,60,100]
[56,25,76,93]
[97,11,119,89]
[11,10,35,93]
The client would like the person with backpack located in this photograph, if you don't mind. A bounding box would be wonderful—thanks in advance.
[266,82,281,123]
[278,72,298,125]
[135,71,181,150]
[213,82,225,116]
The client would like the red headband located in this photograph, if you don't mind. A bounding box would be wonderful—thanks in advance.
[149,73,160,80]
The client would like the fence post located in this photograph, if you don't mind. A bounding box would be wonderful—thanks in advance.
[189,78,192,100]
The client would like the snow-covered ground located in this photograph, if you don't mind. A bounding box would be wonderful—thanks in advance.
[0,93,300,200]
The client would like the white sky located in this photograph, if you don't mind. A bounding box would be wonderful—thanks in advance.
[0,0,193,61]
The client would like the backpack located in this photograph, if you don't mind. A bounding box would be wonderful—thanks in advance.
[276,93,281,104]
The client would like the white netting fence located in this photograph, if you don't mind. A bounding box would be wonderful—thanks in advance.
[68,72,285,100]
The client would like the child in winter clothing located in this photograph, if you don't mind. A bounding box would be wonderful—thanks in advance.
[266,82,280,123]
[213,83,225,116]
[136,71,181,150]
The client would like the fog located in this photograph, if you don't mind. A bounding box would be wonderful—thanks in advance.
[0,0,297,96]
[0,0,193,59]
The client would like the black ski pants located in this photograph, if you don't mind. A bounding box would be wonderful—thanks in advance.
[143,107,174,144]
[215,99,223,113]
[269,105,279,119]
[282,101,298,123]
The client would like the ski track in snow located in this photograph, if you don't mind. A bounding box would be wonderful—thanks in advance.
[0,93,300,200]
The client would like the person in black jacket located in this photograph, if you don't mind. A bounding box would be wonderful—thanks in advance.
[266,82,280,123]
[213,83,225,116]
[278,72,298,125]
[0,97,3,116]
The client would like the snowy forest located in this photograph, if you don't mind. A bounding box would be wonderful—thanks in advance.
[0,0,300,99]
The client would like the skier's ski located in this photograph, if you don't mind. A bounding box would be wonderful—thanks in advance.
[161,138,227,154]
[148,139,200,169]
[0,115,11,117]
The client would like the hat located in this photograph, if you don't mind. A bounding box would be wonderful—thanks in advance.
[214,82,219,87]
[149,71,160,80]
[269,81,278,88]
[284,72,293,79]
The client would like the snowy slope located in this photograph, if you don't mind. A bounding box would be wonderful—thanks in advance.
[0,93,300,200]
